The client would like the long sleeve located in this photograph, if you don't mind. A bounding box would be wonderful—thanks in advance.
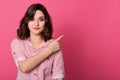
[11,39,26,67]
[52,50,65,79]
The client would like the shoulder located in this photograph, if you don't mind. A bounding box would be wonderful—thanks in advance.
[42,39,53,47]
[47,39,53,43]
[11,38,24,46]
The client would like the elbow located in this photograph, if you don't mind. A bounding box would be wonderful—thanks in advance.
[20,67,30,73]
[19,65,30,73]
[18,62,30,73]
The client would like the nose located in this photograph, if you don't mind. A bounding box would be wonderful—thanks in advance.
[35,20,39,26]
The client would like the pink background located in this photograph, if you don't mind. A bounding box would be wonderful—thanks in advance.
[0,0,120,80]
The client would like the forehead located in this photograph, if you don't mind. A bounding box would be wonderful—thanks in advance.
[34,10,45,18]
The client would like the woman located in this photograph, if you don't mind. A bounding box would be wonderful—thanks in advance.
[11,3,65,80]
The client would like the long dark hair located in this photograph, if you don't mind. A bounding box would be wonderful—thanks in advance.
[17,3,53,42]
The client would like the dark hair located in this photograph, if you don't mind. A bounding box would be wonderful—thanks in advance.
[17,3,53,42]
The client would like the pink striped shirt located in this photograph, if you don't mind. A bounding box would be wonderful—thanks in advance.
[11,38,65,80]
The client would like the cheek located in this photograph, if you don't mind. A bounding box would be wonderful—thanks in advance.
[41,25,45,32]
[28,21,33,27]
[43,22,46,27]
[28,23,33,30]
[39,21,45,27]
[40,20,45,24]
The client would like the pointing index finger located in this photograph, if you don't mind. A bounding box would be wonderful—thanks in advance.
[55,35,64,41]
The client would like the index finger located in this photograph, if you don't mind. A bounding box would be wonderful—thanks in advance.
[55,35,64,41]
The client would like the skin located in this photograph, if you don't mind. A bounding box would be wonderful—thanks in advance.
[28,10,45,49]
[18,10,64,80]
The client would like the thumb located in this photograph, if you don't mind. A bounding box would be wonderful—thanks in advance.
[55,35,64,41]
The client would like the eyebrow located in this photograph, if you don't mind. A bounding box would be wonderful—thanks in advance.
[33,16,44,20]
[39,16,45,18]
[33,16,45,20]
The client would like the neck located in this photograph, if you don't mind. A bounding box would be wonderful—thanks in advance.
[30,33,43,45]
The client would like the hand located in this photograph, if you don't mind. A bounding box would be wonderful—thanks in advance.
[47,35,64,53]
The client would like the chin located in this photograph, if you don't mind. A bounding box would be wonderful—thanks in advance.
[32,31,41,35]
[31,29,43,35]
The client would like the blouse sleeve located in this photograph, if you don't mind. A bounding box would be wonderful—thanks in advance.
[52,50,65,79]
[10,39,26,67]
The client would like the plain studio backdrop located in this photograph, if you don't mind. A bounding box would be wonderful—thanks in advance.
[0,0,120,80]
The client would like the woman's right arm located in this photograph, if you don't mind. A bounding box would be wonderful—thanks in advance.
[18,35,63,73]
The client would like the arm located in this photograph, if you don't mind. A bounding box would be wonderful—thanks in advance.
[18,47,52,73]
[18,35,63,73]
[54,78,64,80]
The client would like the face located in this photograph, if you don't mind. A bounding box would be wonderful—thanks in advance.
[28,10,45,35]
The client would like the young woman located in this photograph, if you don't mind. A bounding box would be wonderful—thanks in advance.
[11,3,65,80]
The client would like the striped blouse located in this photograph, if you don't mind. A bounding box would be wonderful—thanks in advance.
[11,38,65,80]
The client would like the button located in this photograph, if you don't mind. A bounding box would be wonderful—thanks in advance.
[34,73,37,76]
[34,50,37,53]
[51,70,53,74]
[13,52,15,54]
[47,57,49,60]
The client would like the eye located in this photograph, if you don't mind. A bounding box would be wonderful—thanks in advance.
[39,17,45,21]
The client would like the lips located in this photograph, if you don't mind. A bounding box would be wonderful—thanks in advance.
[33,27,40,30]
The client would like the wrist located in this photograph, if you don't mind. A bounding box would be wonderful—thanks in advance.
[45,47,52,55]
